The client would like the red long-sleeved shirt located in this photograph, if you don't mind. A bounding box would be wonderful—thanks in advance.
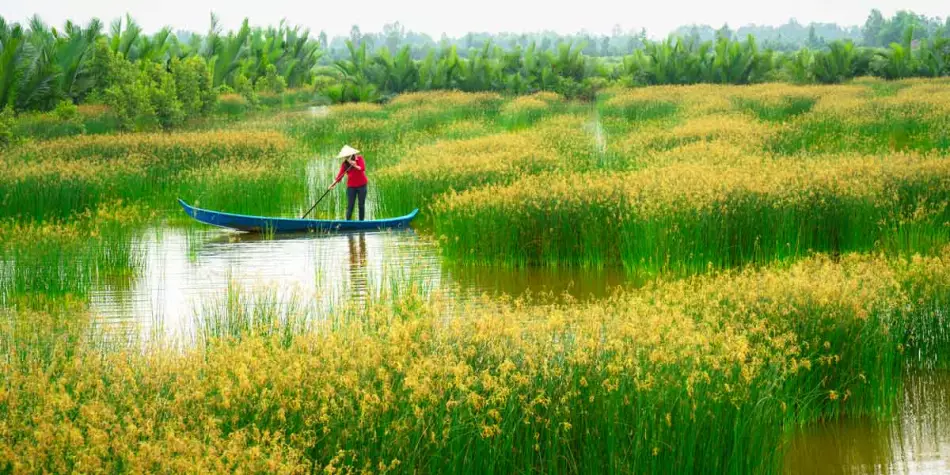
[335,155,368,188]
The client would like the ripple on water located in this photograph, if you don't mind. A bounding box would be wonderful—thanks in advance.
[88,226,629,341]
[785,372,950,474]
[89,227,444,340]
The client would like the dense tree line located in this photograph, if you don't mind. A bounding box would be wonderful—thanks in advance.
[0,14,320,129]
[1,9,949,132]
[334,10,949,59]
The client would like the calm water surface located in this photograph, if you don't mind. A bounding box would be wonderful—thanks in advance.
[785,373,950,474]
[88,225,624,339]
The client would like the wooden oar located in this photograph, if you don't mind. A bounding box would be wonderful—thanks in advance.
[301,161,352,219]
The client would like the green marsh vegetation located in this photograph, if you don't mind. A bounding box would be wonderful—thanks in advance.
[1,25,950,470]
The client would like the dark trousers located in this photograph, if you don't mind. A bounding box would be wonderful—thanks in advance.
[346,185,367,221]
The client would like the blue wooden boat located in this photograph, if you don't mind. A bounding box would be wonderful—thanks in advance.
[178,199,419,233]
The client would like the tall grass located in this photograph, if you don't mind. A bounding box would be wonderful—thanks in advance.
[0,130,303,220]
[3,82,950,473]
[771,103,950,155]
[286,92,504,160]
[433,155,950,272]
[496,92,575,129]
[191,281,311,347]
[770,84,950,154]
[732,95,817,122]
[176,160,310,216]
[2,249,950,472]
[613,115,773,163]
[375,114,598,218]
[349,80,950,269]
[12,105,120,139]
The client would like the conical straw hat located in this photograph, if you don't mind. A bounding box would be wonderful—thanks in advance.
[336,145,360,159]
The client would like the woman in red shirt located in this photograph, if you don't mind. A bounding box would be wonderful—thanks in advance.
[328,145,369,221]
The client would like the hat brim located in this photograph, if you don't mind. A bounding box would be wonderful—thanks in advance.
[336,145,360,159]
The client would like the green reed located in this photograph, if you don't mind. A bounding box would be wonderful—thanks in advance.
[0,215,145,300]
[433,172,950,275]
[732,95,817,122]
[0,130,302,221]
[770,103,950,155]
[3,250,950,473]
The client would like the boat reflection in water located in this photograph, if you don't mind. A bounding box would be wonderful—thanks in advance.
[89,227,444,341]
[89,224,630,342]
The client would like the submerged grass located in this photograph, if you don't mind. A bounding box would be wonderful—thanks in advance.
[0,204,150,299]
[2,249,950,472]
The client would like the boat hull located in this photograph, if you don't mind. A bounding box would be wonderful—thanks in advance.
[178,199,419,233]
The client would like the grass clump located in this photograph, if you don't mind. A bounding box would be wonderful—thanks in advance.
[375,114,595,218]
[769,84,950,155]
[0,130,297,220]
[433,155,950,271]
[0,204,150,299]
[732,96,817,122]
[2,250,950,472]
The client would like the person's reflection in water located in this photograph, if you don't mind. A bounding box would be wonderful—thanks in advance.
[347,233,368,301]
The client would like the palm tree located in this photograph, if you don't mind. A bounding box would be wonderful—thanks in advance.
[14,16,61,110]
[374,45,417,93]
[785,48,814,84]
[134,27,173,64]
[917,37,949,77]
[419,45,462,90]
[871,27,918,79]
[441,46,465,89]
[645,37,700,85]
[460,41,500,91]
[245,24,284,84]
[202,14,251,88]
[109,14,141,59]
[712,36,759,84]
[16,40,57,110]
[334,40,377,101]
[522,42,557,91]
[620,49,652,85]
[0,19,26,108]
[53,19,102,101]
[812,40,857,84]
[552,42,587,83]
[278,26,322,88]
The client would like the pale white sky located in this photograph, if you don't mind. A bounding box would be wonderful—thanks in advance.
[1,0,946,38]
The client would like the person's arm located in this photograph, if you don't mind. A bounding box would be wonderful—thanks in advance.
[329,162,347,190]
[349,156,364,171]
